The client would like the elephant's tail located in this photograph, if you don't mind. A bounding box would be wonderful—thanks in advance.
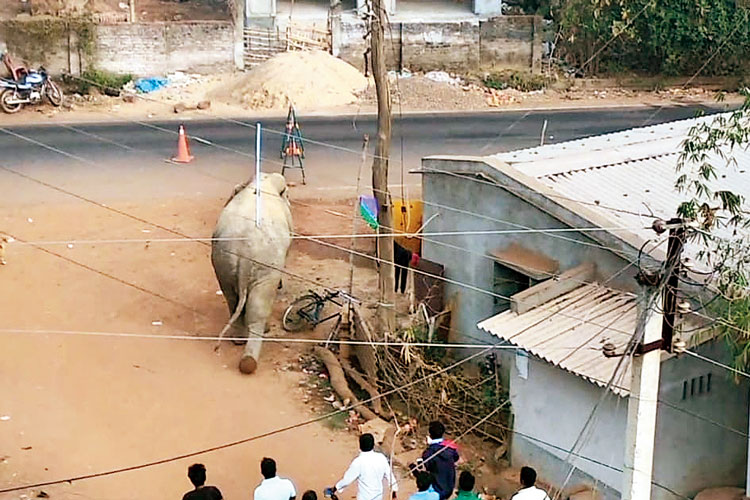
[214,283,248,351]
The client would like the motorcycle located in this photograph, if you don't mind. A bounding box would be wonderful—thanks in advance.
[0,67,63,114]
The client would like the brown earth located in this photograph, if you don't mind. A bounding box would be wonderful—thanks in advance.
[0,160,394,500]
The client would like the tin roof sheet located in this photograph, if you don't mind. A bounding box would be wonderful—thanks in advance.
[490,113,750,261]
[478,283,639,395]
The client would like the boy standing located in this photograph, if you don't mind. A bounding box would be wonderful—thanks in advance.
[454,471,480,500]
[422,421,459,500]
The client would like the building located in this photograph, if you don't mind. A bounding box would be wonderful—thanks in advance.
[416,114,750,499]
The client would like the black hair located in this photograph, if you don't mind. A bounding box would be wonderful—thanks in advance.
[188,463,206,488]
[415,472,432,492]
[428,421,445,440]
[458,471,475,492]
[360,433,375,452]
[520,467,536,487]
[302,491,318,500]
[261,457,277,479]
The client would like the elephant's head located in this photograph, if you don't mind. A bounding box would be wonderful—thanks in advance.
[260,172,289,201]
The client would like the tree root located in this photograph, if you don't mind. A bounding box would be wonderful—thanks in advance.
[313,346,379,421]
[340,356,392,420]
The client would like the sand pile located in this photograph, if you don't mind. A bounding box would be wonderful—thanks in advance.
[213,50,369,110]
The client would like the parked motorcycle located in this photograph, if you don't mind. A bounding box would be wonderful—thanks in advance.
[0,67,63,114]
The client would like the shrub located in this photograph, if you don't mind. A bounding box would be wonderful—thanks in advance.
[483,70,547,92]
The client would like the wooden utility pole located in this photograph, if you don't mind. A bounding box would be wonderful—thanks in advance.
[369,0,395,336]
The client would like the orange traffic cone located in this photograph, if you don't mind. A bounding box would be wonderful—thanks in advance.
[172,124,194,163]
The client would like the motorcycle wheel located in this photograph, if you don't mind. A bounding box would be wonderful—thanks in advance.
[46,80,63,107]
[0,89,22,114]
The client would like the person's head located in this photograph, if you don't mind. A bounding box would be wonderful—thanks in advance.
[187,463,207,488]
[458,471,475,492]
[302,490,318,500]
[359,433,375,452]
[261,457,277,479]
[415,472,432,492]
[428,421,445,440]
[520,467,537,488]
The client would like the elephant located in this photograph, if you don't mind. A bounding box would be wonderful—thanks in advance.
[211,172,293,374]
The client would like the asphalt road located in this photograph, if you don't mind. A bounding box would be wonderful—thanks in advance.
[0,105,720,192]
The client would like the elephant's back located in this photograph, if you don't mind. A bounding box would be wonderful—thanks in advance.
[212,189,292,265]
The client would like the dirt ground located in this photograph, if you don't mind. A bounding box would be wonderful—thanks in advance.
[0,136,543,500]
[0,163,396,500]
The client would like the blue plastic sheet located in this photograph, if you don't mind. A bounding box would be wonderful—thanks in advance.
[134,77,168,93]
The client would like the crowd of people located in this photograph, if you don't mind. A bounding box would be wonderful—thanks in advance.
[181,421,550,500]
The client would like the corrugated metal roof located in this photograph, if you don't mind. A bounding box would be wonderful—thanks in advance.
[490,113,750,260]
[478,283,638,396]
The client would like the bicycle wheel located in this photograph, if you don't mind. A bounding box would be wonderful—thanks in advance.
[282,294,320,332]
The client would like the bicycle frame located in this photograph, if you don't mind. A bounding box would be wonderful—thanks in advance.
[297,290,350,327]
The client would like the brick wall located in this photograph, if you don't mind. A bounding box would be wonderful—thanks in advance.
[479,16,541,71]
[334,15,540,73]
[402,21,480,72]
[96,21,235,75]
[0,19,236,77]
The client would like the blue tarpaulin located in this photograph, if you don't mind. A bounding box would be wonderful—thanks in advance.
[135,77,168,93]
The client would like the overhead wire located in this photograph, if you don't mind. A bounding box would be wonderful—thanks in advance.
[58,71,673,223]
[6,70,747,467]
[6,223,658,246]
[0,40,748,500]
[0,335,499,495]
[0,122,652,340]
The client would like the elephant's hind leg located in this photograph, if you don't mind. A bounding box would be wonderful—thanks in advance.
[238,276,279,374]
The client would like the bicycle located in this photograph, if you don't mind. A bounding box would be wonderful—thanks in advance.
[282,289,358,339]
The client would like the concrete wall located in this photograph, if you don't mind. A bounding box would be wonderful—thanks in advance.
[419,157,638,347]
[510,340,749,499]
[333,16,540,72]
[509,354,625,499]
[0,19,236,76]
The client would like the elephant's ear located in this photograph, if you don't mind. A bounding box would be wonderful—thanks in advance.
[225,180,252,207]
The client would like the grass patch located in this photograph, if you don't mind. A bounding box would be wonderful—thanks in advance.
[322,411,348,430]
[483,70,547,92]
[65,69,133,95]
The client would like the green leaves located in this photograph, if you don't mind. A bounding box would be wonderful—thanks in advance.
[556,0,750,76]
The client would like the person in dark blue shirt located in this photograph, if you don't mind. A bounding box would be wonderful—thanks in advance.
[421,421,459,500]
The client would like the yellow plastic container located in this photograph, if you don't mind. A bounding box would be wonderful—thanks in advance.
[393,199,423,255]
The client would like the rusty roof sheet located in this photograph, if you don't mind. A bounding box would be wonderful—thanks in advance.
[478,283,639,396]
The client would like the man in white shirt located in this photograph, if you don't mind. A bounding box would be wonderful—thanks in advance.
[332,433,398,500]
[254,457,297,500]
[510,467,550,500]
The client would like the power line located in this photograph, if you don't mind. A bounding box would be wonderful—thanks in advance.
[56,72,671,224]
[6,223,656,247]
[0,327,572,350]
[683,349,750,380]
[0,336,498,495]
[0,124,652,342]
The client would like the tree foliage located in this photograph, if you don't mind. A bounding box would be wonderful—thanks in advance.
[555,0,750,76]
[676,93,750,371]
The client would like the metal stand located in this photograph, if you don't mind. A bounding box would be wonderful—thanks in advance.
[280,104,306,184]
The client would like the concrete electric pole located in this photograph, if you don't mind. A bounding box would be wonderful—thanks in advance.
[617,219,685,500]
